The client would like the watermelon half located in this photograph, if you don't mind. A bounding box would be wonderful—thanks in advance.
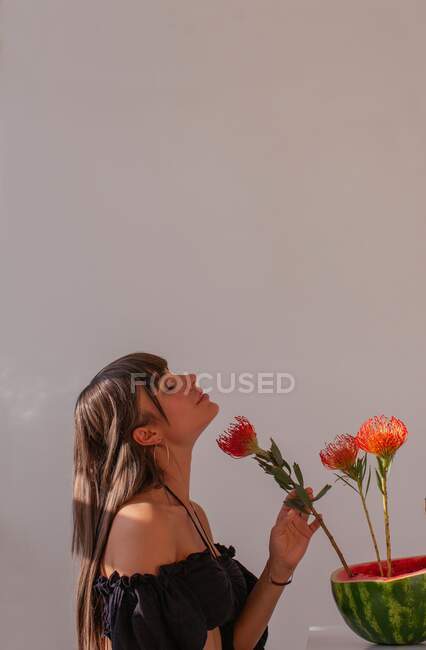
[331,555,426,645]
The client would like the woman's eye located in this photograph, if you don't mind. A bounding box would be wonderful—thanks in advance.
[165,382,175,391]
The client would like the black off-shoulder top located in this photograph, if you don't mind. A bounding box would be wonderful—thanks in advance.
[93,485,269,649]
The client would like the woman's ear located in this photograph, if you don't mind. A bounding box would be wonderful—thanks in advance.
[132,426,161,447]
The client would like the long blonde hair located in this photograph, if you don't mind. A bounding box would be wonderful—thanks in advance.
[71,352,169,650]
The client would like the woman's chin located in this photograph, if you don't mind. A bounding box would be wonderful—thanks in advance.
[206,400,220,417]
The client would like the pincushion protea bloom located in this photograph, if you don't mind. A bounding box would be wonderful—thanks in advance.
[355,415,408,459]
[216,415,262,458]
[320,433,384,577]
[319,434,359,471]
[355,414,409,578]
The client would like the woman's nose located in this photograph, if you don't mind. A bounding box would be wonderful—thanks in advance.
[181,373,196,393]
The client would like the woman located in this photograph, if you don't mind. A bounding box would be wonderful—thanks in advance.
[72,352,321,650]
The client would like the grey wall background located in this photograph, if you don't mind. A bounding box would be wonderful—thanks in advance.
[2,1,426,649]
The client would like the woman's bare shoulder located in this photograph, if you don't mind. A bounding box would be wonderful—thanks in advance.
[101,491,177,577]
[113,487,175,531]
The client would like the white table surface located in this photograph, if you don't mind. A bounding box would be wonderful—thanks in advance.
[306,624,426,649]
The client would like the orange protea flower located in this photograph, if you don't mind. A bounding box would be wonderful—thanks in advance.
[355,415,408,458]
[319,434,359,471]
[216,415,261,458]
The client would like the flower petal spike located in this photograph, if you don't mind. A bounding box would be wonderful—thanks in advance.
[216,415,261,458]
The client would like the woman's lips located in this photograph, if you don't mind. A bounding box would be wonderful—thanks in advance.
[197,392,209,404]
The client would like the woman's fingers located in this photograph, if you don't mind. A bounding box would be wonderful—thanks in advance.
[309,516,322,533]
[294,487,314,520]
[283,486,314,521]
[289,509,322,539]
[276,497,293,524]
[301,487,314,519]
[283,488,297,503]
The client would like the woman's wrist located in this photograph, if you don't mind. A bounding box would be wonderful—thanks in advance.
[267,557,294,584]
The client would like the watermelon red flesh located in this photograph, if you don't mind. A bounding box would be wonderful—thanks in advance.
[331,555,426,645]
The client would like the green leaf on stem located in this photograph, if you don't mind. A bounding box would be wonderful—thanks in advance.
[333,473,359,494]
[365,466,372,496]
[375,469,384,495]
[276,465,292,481]
[355,457,362,477]
[254,458,275,475]
[295,485,311,506]
[281,458,292,473]
[272,466,293,489]
[269,437,284,467]
[275,476,292,491]
[377,456,387,478]
[361,453,368,481]
[255,449,272,462]
[293,462,304,487]
[311,483,332,501]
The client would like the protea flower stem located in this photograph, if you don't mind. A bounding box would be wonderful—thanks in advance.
[307,501,354,578]
[382,471,392,578]
[357,478,384,577]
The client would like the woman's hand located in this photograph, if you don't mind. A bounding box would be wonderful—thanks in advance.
[268,487,322,579]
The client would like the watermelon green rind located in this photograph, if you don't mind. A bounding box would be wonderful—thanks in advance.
[330,555,426,645]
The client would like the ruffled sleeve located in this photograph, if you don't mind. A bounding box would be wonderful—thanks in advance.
[218,557,269,650]
[93,543,269,650]
[94,567,209,650]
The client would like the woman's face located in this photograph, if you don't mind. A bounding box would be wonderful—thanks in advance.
[134,368,219,447]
